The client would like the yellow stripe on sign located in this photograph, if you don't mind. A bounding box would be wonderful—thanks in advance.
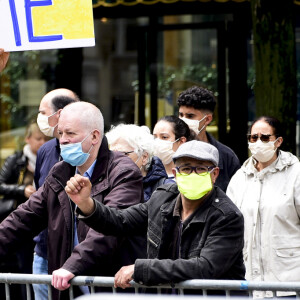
[32,0,94,40]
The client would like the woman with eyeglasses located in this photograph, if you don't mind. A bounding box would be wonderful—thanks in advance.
[153,115,196,180]
[106,123,170,202]
[227,116,300,298]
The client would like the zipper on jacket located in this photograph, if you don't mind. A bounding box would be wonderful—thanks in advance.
[17,169,25,185]
[148,235,158,248]
[178,221,184,258]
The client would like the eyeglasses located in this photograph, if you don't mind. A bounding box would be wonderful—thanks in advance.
[120,151,135,156]
[176,165,215,176]
[247,133,276,143]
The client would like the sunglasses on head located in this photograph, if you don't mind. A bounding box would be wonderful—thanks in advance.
[247,133,276,143]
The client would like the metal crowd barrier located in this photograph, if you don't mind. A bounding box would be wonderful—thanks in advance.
[0,273,300,300]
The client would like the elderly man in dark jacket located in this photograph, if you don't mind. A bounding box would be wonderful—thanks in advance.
[0,102,144,300]
[65,140,245,289]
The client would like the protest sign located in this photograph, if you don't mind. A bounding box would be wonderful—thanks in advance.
[0,0,95,51]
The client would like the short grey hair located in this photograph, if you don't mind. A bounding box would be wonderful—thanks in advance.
[106,124,154,164]
[61,102,104,138]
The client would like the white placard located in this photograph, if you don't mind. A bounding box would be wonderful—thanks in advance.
[0,0,95,52]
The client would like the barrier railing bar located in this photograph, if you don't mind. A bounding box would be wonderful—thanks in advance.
[178,288,184,295]
[26,283,31,300]
[48,284,52,300]
[1,274,300,298]
[5,283,10,300]
[69,285,74,300]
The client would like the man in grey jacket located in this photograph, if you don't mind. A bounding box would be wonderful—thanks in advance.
[64,140,245,290]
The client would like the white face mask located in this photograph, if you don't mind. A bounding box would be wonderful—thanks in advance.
[248,139,278,163]
[37,112,58,137]
[153,138,179,165]
[180,115,207,136]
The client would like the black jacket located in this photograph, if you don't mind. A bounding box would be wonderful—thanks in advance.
[143,156,168,201]
[207,133,240,192]
[0,151,28,203]
[78,183,245,286]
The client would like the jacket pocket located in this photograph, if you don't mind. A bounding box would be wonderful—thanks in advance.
[276,248,300,258]
[270,246,300,281]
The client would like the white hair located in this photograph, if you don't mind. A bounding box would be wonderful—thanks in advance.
[106,124,154,160]
[61,102,104,138]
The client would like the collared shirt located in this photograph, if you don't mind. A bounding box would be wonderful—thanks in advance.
[79,159,97,180]
[74,159,97,248]
[170,194,208,260]
[74,159,97,295]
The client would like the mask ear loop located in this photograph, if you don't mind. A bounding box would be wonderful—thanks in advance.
[48,111,59,128]
[198,115,207,134]
[82,130,97,154]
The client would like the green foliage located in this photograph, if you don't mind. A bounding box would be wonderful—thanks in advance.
[132,63,218,98]
[0,50,58,128]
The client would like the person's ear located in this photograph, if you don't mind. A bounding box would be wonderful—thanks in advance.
[275,137,283,148]
[210,167,219,184]
[56,109,62,120]
[142,152,149,166]
[179,136,187,145]
[172,167,177,178]
[205,114,213,126]
[91,130,101,145]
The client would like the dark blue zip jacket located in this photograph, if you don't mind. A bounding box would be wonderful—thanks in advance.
[143,156,168,202]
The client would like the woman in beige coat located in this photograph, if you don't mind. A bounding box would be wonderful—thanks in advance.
[227,116,300,298]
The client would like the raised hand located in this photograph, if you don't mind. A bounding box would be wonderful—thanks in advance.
[65,174,95,215]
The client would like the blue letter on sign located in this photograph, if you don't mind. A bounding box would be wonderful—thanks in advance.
[25,0,63,42]
[9,0,21,46]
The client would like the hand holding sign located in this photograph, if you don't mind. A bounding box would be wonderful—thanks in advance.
[0,49,9,72]
[0,0,95,52]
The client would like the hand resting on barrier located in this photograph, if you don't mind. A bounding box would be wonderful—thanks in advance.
[52,268,75,291]
[114,264,135,289]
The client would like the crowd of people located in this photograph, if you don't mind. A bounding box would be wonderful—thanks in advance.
[0,48,300,300]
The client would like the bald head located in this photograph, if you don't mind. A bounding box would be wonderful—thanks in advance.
[38,88,80,138]
[60,102,104,138]
[40,88,80,114]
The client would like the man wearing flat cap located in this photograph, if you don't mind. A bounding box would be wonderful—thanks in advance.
[65,140,245,289]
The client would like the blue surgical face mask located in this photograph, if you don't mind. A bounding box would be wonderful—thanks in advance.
[60,132,94,166]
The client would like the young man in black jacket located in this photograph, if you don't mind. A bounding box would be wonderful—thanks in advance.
[63,140,245,290]
[177,86,240,192]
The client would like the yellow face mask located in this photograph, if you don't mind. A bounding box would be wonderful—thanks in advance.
[176,172,213,200]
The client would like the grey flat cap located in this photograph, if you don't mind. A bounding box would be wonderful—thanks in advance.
[172,140,219,166]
